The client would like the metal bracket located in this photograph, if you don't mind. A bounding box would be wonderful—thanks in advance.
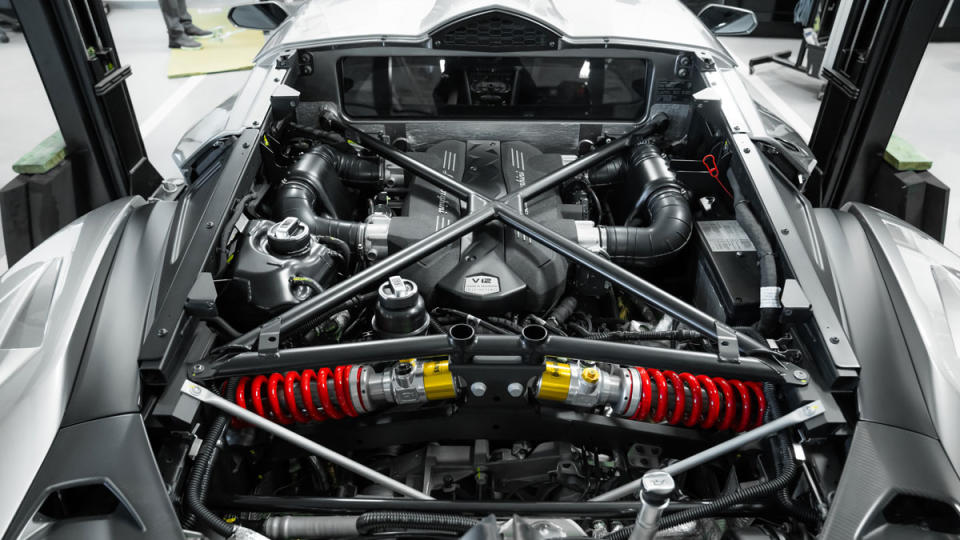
[715,322,740,364]
[258,318,281,362]
[694,51,717,72]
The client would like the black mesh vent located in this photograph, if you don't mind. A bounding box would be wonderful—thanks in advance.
[432,11,559,51]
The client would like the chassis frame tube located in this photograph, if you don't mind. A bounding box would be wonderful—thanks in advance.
[346,127,489,203]
[228,207,496,347]
[495,204,769,354]
[181,381,434,500]
[201,333,785,382]
[210,495,770,518]
[590,401,825,501]
[223,113,774,359]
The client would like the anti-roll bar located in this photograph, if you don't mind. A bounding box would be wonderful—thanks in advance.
[221,112,772,363]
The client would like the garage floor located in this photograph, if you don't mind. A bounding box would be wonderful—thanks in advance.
[0,7,959,272]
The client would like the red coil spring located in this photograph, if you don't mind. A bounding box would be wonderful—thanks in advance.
[623,367,766,432]
[234,365,366,425]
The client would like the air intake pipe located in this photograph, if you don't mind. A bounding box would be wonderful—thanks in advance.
[275,145,382,248]
[579,144,693,265]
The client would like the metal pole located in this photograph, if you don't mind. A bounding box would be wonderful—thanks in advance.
[180,381,433,501]
[513,113,669,201]
[495,204,769,354]
[201,334,785,381]
[346,128,489,203]
[211,496,772,517]
[228,206,496,347]
[590,401,825,501]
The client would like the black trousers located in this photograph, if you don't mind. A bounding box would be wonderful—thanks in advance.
[158,0,192,36]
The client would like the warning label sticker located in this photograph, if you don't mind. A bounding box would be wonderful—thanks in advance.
[464,275,500,296]
[700,221,756,252]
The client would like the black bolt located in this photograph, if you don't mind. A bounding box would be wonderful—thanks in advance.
[781,228,790,235]
[744,148,751,153]
[396,362,414,375]
[242,142,250,149]
[253,120,259,126]
[829,336,840,344]
[720,340,728,346]
[193,363,205,373]
[205,221,215,229]
[156,328,168,337]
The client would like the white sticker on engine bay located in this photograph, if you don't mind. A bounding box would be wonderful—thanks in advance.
[700,221,756,252]
[464,275,500,296]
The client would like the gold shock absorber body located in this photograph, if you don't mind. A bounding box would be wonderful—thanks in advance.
[421,359,457,400]
[538,360,573,401]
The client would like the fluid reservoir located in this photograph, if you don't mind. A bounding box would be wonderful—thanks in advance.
[372,276,430,337]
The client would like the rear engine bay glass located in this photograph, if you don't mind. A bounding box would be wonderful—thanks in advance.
[339,56,649,120]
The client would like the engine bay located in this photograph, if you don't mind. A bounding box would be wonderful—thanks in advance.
[150,48,842,540]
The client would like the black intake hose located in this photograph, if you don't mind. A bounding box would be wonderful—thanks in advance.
[356,511,479,535]
[275,183,364,246]
[275,144,379,245]
[597,145,693,264]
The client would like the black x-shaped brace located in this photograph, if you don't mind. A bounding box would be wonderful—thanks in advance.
[204,113,804,385]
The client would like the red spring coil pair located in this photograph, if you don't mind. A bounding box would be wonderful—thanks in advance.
[623,367,766,432]
[235,365,366,425]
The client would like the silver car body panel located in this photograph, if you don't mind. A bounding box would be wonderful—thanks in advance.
[261,0,733,64]
[0,198,140,535]
[849,203,960,477]
[173,0,737,169]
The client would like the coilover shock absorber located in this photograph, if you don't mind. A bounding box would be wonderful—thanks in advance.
[535,360,766,431]
[234,359,458,424]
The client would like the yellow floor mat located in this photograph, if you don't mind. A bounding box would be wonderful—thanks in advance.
[167,7,264,78]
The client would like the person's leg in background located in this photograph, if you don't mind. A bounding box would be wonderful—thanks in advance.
[159,0,211,49]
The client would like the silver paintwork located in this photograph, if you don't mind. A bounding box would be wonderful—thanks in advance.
[592,401,826,501]
[180,380,434,500]
[173,0,741,167]
[262,0,733,65]
[849,203,960,478]
[0,198,141,535]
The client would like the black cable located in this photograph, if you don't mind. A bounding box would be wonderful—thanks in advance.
[356,512,479,535]
[315,234,353,269]
[184,378,238,537]
[291,276,324,295]
[599,386,810,540]
[578,329,702,342]
[432,308,512,335]
[764,384,821,526]
[729,174,779,338]
[487,316,523,334]
[566,322,699,342]
[288,291,377,339]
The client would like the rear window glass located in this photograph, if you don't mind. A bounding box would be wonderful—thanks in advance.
[340,56,649,120]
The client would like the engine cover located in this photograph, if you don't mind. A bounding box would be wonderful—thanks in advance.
[387,140,583,314]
